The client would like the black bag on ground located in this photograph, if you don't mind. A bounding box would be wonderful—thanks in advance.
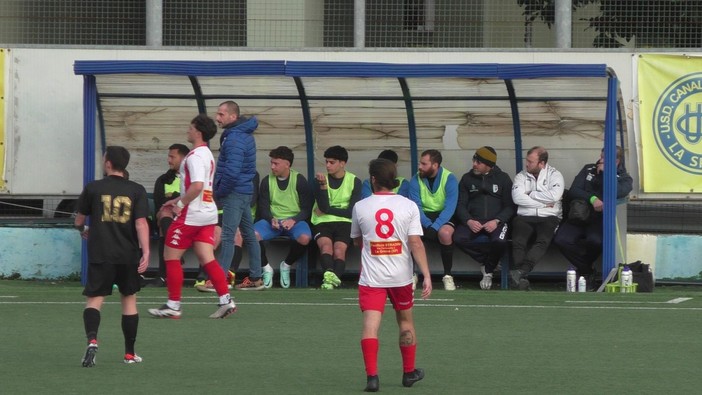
[567,199,592,225]
[618,261,654,292]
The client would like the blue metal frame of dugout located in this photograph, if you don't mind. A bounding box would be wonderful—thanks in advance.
[75,60,622,288]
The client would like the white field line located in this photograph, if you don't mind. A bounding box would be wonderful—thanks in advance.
[565,297,693,305]
[0,297,699,310]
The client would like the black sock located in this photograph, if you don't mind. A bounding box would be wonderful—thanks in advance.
[320,253,333,272]
[285,241,307,265]
[83,308,100,343]
[440,243,454,275]
[260,241,269,266]
[121,314,139,355]
[333,259,346,276]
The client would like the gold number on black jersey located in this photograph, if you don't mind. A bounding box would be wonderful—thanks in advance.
[100,195,132,223]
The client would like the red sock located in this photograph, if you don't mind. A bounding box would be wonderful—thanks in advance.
[400,344,416,373]
[165,260,183,301]
[202,260,229,296]
[361,338,379,376]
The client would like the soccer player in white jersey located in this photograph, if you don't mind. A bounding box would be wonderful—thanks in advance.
[148,114,236,319]
[351,158,433,392]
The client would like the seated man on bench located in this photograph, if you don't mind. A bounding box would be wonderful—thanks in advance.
[452,146,514,290]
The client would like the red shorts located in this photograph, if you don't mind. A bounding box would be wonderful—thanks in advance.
[165,220,216,250]
[358,284,414,313]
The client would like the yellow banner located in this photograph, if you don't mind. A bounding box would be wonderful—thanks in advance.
[639,54,702,193]
[0,49,4,190]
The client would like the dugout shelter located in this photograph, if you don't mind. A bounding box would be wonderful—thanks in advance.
[74,60,625,288]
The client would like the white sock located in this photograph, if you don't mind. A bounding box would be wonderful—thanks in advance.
[167,300,181,310]
[219,294,232,305]
[262,264,274,272]
[281,262,291,270]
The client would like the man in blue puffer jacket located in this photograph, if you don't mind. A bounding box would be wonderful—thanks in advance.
[214,101,263,290]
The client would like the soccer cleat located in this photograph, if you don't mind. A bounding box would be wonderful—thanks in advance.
[196,280,233,293]
[412,273,418,291]
[279,261,291,289]
[81,340,98,367]
[227,270,236,286]
[402,368,425,388]
[123,354,143,364]
[235,277,265,291]
[262,266,274,289]
[148,304,182,319]
[364,375,379,392]
[209,301,237,319]
[323,271,341,288]
[320,283,334,290]
[194,279,206,288]
[442,275,456,291]
[480,266,493,290]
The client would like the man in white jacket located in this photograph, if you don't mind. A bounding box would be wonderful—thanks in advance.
[510,146,564,290]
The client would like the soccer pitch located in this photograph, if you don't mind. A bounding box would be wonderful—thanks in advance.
[1,280,701,394]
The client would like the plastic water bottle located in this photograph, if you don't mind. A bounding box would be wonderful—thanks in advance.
[621,265,633,293]
[577,276,587,292]
[566,267,577,292]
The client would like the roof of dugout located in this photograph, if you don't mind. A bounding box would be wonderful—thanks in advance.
[74,60,623,282]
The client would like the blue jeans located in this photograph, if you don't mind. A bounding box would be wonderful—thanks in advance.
[218,192,261,279]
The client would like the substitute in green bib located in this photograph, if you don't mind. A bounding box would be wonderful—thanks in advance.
[255,146,313,289]
[361,149,409,199]
[409,149,459,291]
[312,145,362,289]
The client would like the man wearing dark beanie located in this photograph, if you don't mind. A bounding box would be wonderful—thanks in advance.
[453,146,514,290]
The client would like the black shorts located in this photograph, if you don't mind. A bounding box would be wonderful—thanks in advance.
[82,262,142,297]
[313,221,352,246]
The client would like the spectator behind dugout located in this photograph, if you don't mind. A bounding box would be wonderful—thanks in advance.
[554,146,633,286]
[452,146,514,290]
[510,146,564,291]
[408,149,458,291]
[361,149,409,199]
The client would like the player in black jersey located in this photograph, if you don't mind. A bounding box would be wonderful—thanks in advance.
[75,145,151,367]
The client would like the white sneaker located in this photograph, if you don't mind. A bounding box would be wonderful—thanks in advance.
[480,266,493,290]
[442,275,456,291]
[209,301,237,319]
[262,265,274,289]
[412,273,418,291]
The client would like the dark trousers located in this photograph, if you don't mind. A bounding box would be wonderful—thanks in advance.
[453,222,509,274]
[553,220,602,275]
[511,215,560,274]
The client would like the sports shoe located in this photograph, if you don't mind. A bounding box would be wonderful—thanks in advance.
[209,301,237,319]
[196,280,233,293]
[81,340,98,367]
[262,266,274,289]
[480,266,493,290]
[227,270,236,286]
[320,283,334,290]
[279,261,291,289]
[402,368,425,388]
[364,375,379,392]
[148,304,182,319]
[412,273,418,291]
[442,275,456,291]
[509,269,522,289]
[323,271,341,288]
[194,279,206,288]
[123,354,143,364]
[235,277,265,291]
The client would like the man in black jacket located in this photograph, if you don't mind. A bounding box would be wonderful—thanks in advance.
[554,146,633,281]
[452,147,514,290]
